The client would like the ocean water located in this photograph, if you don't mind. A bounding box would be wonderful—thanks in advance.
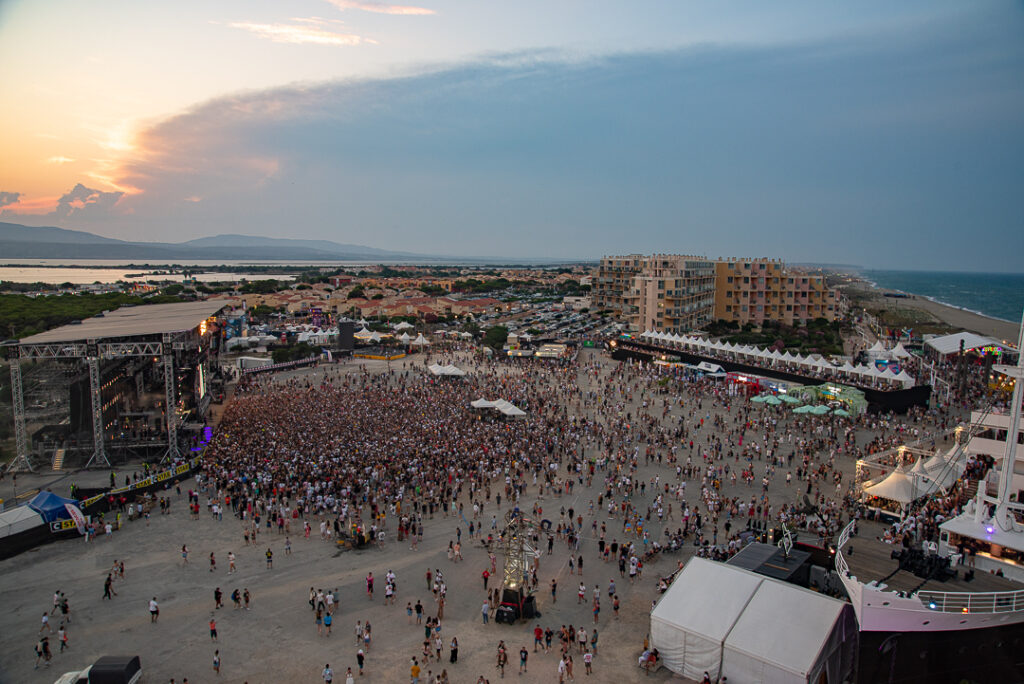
[864,270,1024,324]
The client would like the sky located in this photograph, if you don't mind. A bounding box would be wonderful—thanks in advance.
[0,1,1022,270]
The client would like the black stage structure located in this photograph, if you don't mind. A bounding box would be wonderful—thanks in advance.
[6,301,226,472]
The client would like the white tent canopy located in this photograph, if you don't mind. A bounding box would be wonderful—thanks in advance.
[862,464,920,505]
[393,321,414,330]
[891,342,913,359]
[470,398,526,417]
[925,331,1000,356]
[429,364,467,377]
[722,570,853,684]
[0,504,45,538]
[652,557,854,684]
[410,333,430,346]
[651,558,762,681]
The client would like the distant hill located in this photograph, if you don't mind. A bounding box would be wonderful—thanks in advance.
[0,222,430,261]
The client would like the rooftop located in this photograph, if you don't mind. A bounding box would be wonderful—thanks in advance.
[19,300,226,344]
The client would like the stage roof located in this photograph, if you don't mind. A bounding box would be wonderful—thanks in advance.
[19,300,226,344]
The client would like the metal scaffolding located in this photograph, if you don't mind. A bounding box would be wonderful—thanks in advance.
[7,359,32,473]
[162,333,181,465]
[82,353,111,469]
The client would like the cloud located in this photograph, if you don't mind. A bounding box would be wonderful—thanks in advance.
[325,0,434,16]
[52,183,124,218]
[228,20,372,46]
[0,192,20,208]
[48,156,76,164]
[29,7,1024,270]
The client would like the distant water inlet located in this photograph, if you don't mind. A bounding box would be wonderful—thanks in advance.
[0,266,297,285]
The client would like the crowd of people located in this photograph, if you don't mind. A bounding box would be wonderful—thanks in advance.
[23,325,1004,682]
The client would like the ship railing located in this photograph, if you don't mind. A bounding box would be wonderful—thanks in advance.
[916,589,1024,614]
[835,520,854,578]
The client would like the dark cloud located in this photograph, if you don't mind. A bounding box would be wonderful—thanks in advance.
[52,183,124,218]
[0,192,20,208]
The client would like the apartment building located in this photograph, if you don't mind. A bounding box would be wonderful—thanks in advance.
[594,254,715,332]
[714,258,837,326]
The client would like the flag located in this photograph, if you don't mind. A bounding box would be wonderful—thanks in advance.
[64,503,87,535]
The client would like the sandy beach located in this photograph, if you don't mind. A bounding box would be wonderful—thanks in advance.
[839,278,1019,344]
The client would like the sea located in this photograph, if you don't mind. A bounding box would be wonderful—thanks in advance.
[864,270,1024,324]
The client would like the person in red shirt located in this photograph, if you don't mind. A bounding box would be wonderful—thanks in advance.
[482,569,490,591]
[533,625,544,652]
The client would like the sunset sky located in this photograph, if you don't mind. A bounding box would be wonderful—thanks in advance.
[1,1,1022,269]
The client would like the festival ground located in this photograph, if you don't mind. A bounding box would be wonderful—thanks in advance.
[0,350,961,683]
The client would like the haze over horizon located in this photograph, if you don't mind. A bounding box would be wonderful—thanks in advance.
[1,1,1022,271]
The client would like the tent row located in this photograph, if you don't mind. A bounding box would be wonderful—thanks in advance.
[639,330,915,388]
[651,557,855,683]
[355,329,431,346]
[861,446,965,506]
[470,398,527,417]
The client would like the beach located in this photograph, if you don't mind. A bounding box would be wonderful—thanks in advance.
[839,279,1019,344]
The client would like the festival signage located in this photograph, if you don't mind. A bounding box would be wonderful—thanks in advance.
[64,503,87,535]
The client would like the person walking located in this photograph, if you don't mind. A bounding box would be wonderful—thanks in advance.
[345,667,355,684]
[102,574,116,600]
[322,663,333,683]
[209,617,218,642]
[209,552,216,572]
[57,624,69,652]
[481,600,490,624]
[149,597,159,622]
[182,545,189,565]
[449,636,459,663]
[519,646,529,674]
[265,547,273,568]
[228,552,236,574]
[213,650,220,676]
[356,648,365,676]
[214,587,223,609]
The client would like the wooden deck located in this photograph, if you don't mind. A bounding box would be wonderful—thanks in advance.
[843,521,1021,595]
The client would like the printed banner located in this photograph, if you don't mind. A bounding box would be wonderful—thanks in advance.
[63,503,87,535]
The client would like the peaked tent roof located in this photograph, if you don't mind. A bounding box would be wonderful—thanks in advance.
[926,331,1001,356]
[27,491,79,523]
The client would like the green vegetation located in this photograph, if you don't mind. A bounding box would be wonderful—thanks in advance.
[271,341,319,364]
[708,318,844,355]
[451,278,511,294]
[238,279,280,295]
[347,286,366,300]
[0,292,183,340]
[483,325,509,350]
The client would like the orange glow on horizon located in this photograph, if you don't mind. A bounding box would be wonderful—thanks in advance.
[1,195,61,215]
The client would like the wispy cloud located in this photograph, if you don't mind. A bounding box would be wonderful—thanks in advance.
[47,156,76,164]
[325,0,434,16]
[228,20,374,46]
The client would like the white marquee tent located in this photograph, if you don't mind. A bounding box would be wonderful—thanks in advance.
[428,364,467,377]
[652,557,855,684]
[0,505,45,538]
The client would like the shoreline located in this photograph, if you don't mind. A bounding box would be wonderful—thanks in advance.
[845,278,1019,343]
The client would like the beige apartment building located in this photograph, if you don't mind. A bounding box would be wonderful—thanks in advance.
[714,258,837,325]
[596,254,837,332]
[594,254,716,332]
